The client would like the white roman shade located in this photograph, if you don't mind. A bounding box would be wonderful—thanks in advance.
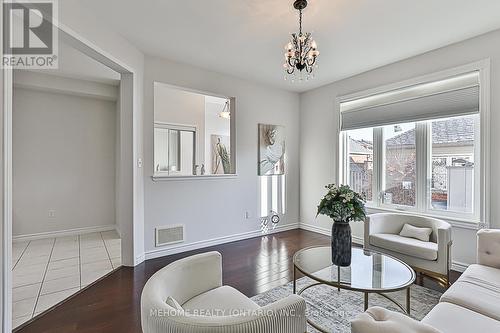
[340,71,480,131]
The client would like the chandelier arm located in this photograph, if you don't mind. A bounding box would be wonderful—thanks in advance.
[287,57,296,68]
[286,67,295,75]
[306,56,316,67]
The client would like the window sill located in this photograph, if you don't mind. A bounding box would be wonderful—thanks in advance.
[365,205,482,230]
[152,174,238,181]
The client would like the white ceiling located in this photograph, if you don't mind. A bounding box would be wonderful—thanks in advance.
[80,0,500,93]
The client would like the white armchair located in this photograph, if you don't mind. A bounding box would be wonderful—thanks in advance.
[141,251,307,333]
[365,213,452,286]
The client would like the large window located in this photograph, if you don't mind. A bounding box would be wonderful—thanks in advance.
[340,70,484,222]
[344,115,479,218]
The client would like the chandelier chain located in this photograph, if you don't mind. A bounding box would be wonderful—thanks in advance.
[299,9,303,36]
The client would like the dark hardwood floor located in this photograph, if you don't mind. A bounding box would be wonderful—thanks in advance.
[15,229,460,333]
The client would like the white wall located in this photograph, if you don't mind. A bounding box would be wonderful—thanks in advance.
[143,55,300,256]
[12,88,116,237]
[300,29,500,268]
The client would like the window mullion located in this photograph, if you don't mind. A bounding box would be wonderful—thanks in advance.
[339,132,347,185]
[373,127,383,207]
[415,122,429,212]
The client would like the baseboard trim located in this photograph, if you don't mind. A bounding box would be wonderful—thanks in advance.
[135,253,146,266]
[299,223,364,245]
[144,223,300,260]
[299,222,329,235]
[451,261,469,273]
[13,224,117,242]
[299,222,471,272]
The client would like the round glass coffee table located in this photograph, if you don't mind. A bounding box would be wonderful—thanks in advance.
[293,246,416,332]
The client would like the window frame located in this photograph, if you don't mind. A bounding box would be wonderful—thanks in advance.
[337,60,490,228]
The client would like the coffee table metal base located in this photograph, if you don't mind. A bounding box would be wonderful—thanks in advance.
[293,266,411,333]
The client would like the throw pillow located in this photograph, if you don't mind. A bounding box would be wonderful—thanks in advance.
[399,223,432,242]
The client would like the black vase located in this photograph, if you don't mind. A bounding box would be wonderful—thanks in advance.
[331,222,352,267]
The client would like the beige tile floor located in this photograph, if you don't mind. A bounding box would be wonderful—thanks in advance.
[11,230,121,329]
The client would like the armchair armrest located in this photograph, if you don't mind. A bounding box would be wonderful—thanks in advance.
[147,295,307,333]
[351,307,441,333]
[253,294,307,333]
[437,223,452,262]
[477,229,500,269]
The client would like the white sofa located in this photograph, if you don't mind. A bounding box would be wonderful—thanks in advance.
[365,213,452,286]
[141,251,307,333]
[352,229,500,333]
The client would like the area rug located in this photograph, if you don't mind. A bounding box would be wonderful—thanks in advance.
[251,274,442,333]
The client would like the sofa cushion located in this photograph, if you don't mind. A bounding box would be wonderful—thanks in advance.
[440,264,500,320]
[399,223,433,242]
[370,234,438,260]
[422,302,500,333]
[351,306,440,333]
[182,285,259,316]
[477,229,500,269]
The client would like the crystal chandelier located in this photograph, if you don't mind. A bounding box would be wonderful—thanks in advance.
[283,0,320,82]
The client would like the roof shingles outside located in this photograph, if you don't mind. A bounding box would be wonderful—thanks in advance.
[385,117,474,147]
[349,139,373,154]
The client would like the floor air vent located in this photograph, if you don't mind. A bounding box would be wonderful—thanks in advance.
[155,225,185,247]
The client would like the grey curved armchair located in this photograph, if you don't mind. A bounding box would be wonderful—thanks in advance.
[364,213,452,286]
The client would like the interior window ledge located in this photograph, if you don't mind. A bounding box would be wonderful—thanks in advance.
[365,205,482,230]
[152,174,238,181]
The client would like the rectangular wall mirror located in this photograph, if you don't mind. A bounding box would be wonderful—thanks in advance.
[153,82,236,178]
